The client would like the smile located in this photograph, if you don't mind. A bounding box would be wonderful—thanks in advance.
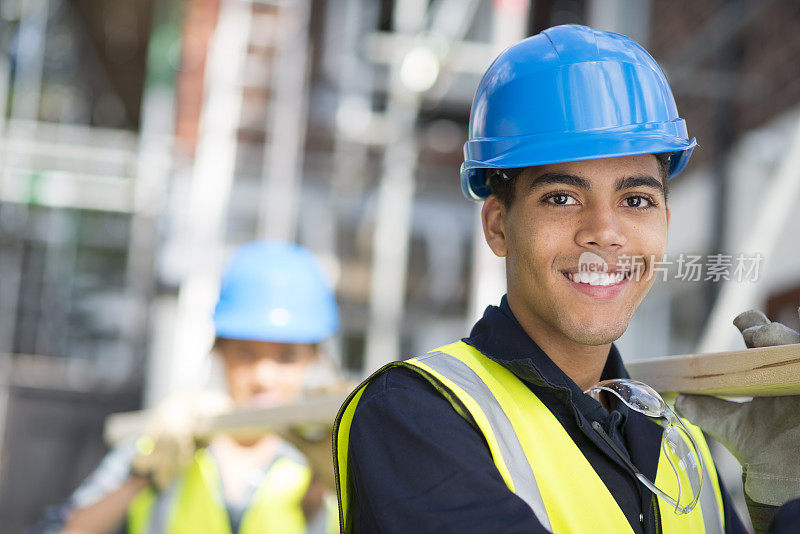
[561,269,631,300]
[563,271,629,286]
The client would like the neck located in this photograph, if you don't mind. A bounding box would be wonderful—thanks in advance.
[506,294,610,391]
[215,431,280,451]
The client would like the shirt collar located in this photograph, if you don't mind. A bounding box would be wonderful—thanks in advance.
[462,294,631,420]
[463,295,666,482]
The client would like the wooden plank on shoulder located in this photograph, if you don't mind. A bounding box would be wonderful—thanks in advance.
[626,343,800,396]
[104,391,351,445]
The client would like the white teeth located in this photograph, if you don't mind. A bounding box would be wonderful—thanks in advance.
[566,271,626,286]
[577,272,592,284]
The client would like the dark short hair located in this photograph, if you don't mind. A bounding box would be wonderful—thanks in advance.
[488,153,672,208]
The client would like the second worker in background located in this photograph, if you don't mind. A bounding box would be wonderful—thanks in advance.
[37,241,340,534]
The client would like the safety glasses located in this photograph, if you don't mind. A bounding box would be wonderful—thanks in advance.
[584,379,705,515]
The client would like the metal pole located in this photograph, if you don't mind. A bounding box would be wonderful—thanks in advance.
[702,0,741,352]
[467,0,529,323]
[0,49,9,132]
[324,0,377,356]
[161,0,251,405]
[697,114,800,353]
[9,0,48,122]
[362,0,427,372]
[129,1,179,399]
[1,0,49,360]
[586,0,652,47]
[0,0,49,477]
[258,0,311,242]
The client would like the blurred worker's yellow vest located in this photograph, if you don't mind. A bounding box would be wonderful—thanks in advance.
[334,341,726,534]
[128,447,337,534]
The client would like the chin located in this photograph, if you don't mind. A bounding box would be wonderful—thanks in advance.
[570,331,623,346]
[240,393,282,409]
[562,317,629,346]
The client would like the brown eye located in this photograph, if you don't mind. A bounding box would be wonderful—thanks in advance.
[276,349,300,364]
[236,350,257,362]
[624,195,653,208]
[543,192,578,206]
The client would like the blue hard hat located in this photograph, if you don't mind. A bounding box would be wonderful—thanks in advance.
[461,24,696,200]
[213,241,339,344]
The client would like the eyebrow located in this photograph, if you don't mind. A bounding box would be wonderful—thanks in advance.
[529,173,591,191]
[528,172,664,194]
[614,175,664,194]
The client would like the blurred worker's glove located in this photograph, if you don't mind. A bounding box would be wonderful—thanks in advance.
[130,391,232,490]
[279,384,357,491]
[281,424,336,490]
[675,309,800,507]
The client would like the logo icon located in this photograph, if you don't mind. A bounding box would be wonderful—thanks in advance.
[578,251,608,274]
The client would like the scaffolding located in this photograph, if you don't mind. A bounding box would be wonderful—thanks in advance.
[0,0,173,526]
[4,1,799,529]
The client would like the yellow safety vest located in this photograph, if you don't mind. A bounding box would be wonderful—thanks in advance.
[334,341,726,533]
[128,447,338,534]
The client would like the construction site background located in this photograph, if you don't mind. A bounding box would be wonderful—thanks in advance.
[1,0,799,531]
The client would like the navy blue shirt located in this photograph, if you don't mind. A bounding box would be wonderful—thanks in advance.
[348,296,753,533]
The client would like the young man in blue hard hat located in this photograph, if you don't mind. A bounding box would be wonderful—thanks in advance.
[333,25,800,533]
[36,241,340,534]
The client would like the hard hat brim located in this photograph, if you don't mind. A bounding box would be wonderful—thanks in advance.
[214,312,339,345]
[461,123,696,200]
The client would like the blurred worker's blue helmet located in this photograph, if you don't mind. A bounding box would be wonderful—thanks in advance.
[461,24,696,200]
[213,241,339,344]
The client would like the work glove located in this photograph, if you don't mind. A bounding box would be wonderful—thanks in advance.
[674,309,800,532]
[279,383,357,491]
[281,424,336,490]
[130,391,232,490]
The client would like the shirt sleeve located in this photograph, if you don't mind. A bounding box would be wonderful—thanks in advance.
[69,439,139,509]
[769,498,800,534]
[347,366,549,534]
[717,469,800,533]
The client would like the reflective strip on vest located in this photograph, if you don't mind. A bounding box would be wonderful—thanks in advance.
[657,422,725,534]
[414,350,552,531]
[697,427,725,533]
[146,482,179,534]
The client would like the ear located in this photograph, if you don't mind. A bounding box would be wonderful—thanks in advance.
[482,195,508,257]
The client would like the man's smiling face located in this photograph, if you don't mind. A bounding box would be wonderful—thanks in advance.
[482,154,671,347]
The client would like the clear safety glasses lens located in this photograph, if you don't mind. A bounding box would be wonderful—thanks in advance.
[585,379,704,515]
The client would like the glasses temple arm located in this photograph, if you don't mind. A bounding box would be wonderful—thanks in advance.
[590,421,645,478]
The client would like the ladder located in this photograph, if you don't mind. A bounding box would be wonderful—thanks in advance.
[150,0,312,406]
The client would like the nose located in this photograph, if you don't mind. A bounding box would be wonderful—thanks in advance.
[574,203,627,249]
[252,358,280,392]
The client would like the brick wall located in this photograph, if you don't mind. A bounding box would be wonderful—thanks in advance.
[174,0,221,157]
[649,0,800,169]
